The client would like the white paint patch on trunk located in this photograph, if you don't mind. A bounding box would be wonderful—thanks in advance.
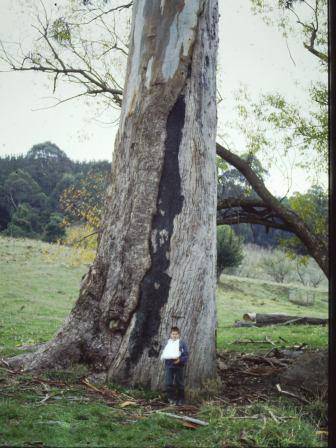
[162,0,203,80]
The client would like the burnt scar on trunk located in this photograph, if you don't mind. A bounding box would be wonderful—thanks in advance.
[127,95,186,366]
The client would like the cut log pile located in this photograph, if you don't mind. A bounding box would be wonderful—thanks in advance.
[234,312,328,327]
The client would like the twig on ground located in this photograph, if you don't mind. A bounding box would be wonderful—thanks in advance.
[264,347,276,357]
[223,415,260,419]
[278,336,288,343]
[243,366,282,376]
[156,411,209,426]
[0,359,21,374]
[0,358,10,367]
[275,384,309,403]
[265,336,276,346]
[39,393,51,404]
[241,354,288,370]
[267,408,280,423]
[81,378,137,404]
[214,396,229,404]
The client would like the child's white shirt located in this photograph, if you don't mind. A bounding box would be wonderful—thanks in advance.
[160,338,181,360]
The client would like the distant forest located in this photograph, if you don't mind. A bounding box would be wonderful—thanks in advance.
[0,142,110,242]
[0,141,317,249]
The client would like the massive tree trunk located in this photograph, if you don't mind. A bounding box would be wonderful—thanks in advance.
[7,0,219,391]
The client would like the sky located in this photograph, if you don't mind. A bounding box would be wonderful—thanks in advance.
[0,0,327,196]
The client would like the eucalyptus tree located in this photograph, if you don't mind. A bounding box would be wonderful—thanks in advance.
[7,0,220,391]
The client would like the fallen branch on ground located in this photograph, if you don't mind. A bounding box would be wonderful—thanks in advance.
[241,355,287,368]
[275,383,309,403]
[223,413,296,421]
[231,337,276,345]
[243,366,282,376]
[223,415,260,419]
[266,408,280,423]
[81,378,134,403]
[156,411,209,426]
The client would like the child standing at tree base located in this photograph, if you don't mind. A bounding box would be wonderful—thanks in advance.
[160,326,189,405]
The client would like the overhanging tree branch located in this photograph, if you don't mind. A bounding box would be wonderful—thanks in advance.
[69,1,133,26]
[216,143,328,277]
[217,196,289,229]
[217,214,290,231]
[218,197,263,209]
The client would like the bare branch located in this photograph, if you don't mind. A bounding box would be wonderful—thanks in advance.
[217,214,290,231]
[52,71,60,94]
[303,42,328,62]
[285,36,296,66]
[32,19,67,72]
[6,62,123,100]
[302,0,316,14]
[217,197,267,210]
[0,5,125,107]
[288,0,327,63]
[67,1,133,27]
[30,92,89,111]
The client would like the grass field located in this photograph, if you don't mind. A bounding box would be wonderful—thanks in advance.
[216,274,328,352]
[0,236,328,447]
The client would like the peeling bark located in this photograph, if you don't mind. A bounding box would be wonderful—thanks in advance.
[7,0,219,392]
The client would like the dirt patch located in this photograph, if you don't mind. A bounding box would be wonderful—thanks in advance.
[216,352,280,404]
[216,348,327,404]
[278,349,327,397]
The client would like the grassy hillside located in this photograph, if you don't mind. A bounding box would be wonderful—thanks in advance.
[0,236,328,357]
[0,236,88,358]
[0,236,328,447]
[217,274,328,351]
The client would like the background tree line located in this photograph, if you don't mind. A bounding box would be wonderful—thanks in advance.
[0,141,110,242]
[0,139,327,281]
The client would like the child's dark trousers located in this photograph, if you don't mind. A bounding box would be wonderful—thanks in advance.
[165,366,185,402]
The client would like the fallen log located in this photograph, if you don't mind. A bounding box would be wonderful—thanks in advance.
[243,313,328,327]
[234,321,256,328]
